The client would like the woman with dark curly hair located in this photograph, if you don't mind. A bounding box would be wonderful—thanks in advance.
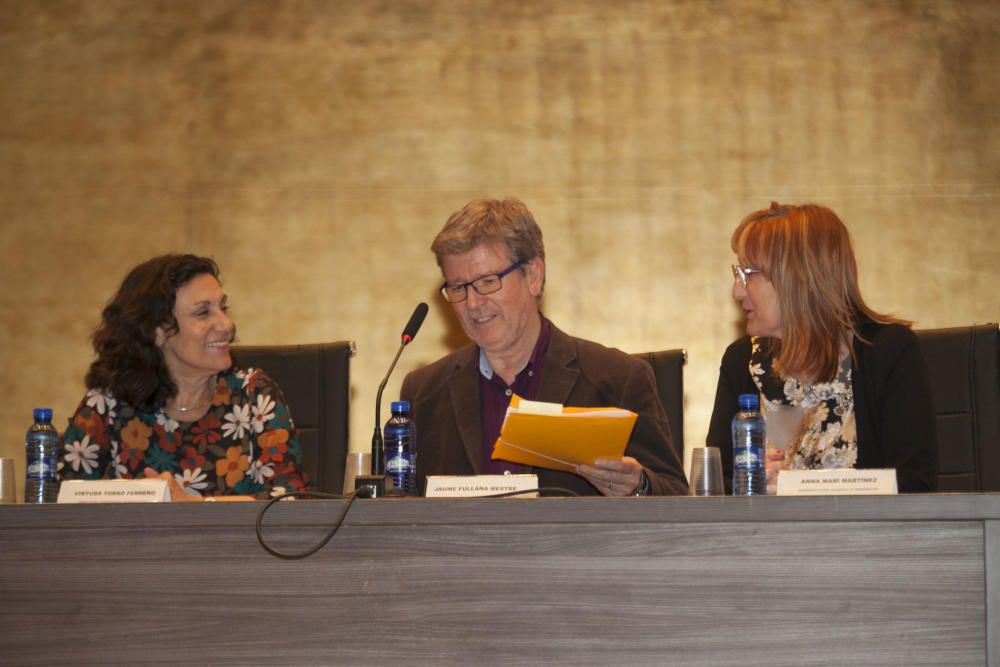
[57,254,308,499]
[706,203,937,494]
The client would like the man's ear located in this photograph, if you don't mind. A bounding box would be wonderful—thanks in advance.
[525,256,545,297]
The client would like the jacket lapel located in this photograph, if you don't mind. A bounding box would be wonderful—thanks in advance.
[446,323,580,472]
[538,325,580,406]
[446,347,484,471]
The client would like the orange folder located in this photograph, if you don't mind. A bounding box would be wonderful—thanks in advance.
[490,395,638,473]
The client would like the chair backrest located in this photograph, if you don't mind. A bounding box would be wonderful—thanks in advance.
[914,323,1000,492]
[633,349,687,458]
[233,341,355,494]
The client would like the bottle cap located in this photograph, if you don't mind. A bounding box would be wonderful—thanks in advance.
[390,400,411,414]
[33,408,53,422]
[737,394,759,411]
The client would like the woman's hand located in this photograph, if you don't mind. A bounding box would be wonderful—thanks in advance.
[765,448,786,495]
[143,468,203,502]
[577,457,644,496]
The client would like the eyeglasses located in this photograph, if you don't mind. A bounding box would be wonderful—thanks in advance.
[440,261,524,303]
[732,264,763,287]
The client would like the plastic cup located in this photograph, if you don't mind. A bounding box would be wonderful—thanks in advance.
[689,447,724,496]
[343,452,372,495]
[0,459,16,504]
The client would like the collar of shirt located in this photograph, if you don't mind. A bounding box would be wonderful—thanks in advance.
[478,314,552,385]
[477,314,552,475]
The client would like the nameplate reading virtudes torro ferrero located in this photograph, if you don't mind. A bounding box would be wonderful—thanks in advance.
[57,479,170,503]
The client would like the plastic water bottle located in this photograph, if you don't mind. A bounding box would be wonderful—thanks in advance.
[732,393,766,495]
[25,408,59,503]
[384,401,417,496]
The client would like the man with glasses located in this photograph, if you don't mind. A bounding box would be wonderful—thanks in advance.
[400,197,688,496]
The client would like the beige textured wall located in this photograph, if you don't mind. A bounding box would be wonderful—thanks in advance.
[2,0,998,489]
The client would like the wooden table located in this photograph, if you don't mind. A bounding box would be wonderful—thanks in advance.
[1,494,997,666]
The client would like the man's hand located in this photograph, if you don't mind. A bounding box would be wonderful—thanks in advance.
[577,456,644,496]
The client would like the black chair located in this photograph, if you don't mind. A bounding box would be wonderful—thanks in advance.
[914,323,1000,492]
[233,341,355,494]
[633,349,687,458]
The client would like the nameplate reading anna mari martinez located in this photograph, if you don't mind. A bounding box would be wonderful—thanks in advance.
[776,468,898,496]
[56,479,170,503]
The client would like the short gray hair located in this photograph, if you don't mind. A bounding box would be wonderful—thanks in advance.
[432,197,545,267]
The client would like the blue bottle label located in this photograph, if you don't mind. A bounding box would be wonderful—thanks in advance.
[26,456,55,479]
[733,447,763,470]
[386,454,412,474]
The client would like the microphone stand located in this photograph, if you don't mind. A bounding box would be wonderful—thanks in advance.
[370,339,410,478]
[356,303,427,499]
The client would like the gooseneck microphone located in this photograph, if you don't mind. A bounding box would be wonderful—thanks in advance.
[365,302,428,493]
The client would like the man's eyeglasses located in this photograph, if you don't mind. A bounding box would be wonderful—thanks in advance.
[440,261,524,303]
[732,264,763,287]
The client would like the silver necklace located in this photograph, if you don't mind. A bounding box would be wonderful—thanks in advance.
[169,401,207,414]
[166,382,215,413]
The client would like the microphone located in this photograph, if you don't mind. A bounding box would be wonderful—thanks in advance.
[358,303,428,497]
[400,302,429,345]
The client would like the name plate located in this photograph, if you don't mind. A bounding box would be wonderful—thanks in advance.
[57,479,170,503]
[425,474,539,498]
[776,468,898,496]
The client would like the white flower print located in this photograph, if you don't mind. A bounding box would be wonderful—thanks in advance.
[753,343,858,474]
[222,403,252,439]
[111,440,128,478]
[840,410,857,444]
[156,411,179,433]
[249,460,275,485]
[820,445,857,469]
[241,368,259,389]
[250,394,276,434]
[63,435,100,474]
[85,388,117,417]
[806,403,829,429]
[175,468,207,496]
[783,379,806,405]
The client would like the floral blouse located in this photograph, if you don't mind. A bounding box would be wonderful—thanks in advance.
[749,337,858,470]
[57,368,309,498]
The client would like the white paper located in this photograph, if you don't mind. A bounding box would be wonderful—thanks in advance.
[776,468,898,496]
[512,399,563,416]
[57,479,171,503]
[424,474,539,498]
[508,399,633,419]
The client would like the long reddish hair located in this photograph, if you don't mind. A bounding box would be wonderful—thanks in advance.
[732,202,909,382]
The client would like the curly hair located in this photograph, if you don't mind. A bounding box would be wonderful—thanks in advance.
[85,254,228,412]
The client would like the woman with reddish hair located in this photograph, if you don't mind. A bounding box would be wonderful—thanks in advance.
[706,203,937,493]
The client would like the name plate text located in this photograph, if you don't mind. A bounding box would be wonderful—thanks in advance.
[776,468,898,496]
[425,474,539,498]
[57,479,170,503]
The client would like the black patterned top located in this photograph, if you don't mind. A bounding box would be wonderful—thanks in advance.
[749,337,858,470]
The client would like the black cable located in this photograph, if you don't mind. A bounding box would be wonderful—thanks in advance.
[482,486,581,498]
[255,485,581,560]
[255,487,372,560]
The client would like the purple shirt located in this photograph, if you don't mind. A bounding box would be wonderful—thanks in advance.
[478,315,552,474]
